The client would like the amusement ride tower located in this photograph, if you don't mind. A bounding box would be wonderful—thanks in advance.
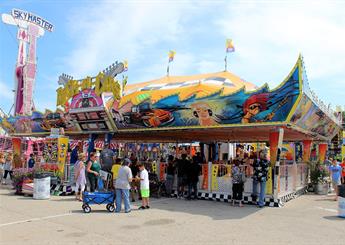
[2,9,54,115]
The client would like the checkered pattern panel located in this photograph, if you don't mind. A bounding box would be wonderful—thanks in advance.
[50,184,75,196]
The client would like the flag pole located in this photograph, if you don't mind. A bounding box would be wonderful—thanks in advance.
[167,62,170,76]
[224,53,228,71]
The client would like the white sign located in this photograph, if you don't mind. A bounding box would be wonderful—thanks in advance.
[11,9,54,32]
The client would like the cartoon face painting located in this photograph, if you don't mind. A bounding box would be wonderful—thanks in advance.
[242,93,269,123]
[191,102,218,126]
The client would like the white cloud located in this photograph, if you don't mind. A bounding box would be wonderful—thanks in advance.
[63,1,198,79]
[216,2,345,87]
[0,81,13,100]
[59,1,344,107]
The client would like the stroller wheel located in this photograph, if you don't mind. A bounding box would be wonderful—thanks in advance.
[82,204,91,213]
[106,204,115,212]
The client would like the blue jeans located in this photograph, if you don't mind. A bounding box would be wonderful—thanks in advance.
[115,189,131,212]
[252,180,266,207]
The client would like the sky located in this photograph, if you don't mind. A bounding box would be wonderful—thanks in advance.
[0,0,344,114]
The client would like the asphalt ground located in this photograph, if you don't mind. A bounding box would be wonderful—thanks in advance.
[0,186,344,245]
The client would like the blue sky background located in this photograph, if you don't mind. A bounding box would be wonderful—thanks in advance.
[0,0,344,114]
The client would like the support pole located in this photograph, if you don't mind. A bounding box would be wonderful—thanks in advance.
[269,128,284,200]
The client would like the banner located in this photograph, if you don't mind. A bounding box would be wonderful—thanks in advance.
[269,131,279,166]
[266,166,272,195]
[202,165,208,190]
[57,137,69,175]
[302,140,312,163]
[318,143,327,164]
[152,162,157,174]
[12,138,22,168]
[159,163,166,181]
[211,165,219,191]
[226,165,232,177]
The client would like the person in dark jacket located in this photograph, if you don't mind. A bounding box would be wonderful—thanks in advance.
[176,154,189,198]
[166,155,176,197]
[187,157,201,200]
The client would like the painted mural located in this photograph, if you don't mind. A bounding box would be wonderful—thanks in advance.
[110,65,300,129]
[290,94,340,139]
[0,109,78,134]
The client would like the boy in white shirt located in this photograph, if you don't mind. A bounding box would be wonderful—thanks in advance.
[137,163,150,210]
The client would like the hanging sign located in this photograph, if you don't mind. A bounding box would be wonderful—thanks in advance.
[202,165,208,190]
[211,164,219,191]
[159,163,166,181]
[266,166,272,195]
[152,162,157,174]
[12,9,54,32]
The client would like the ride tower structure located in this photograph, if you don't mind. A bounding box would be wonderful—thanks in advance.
[2,9,54,115]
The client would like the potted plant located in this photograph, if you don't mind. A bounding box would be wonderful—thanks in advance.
[12,168,35,195]
[310,163,330,195]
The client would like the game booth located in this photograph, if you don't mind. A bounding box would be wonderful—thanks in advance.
[0,56,342,206]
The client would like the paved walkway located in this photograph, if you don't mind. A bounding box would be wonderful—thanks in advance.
[0,186,343,245]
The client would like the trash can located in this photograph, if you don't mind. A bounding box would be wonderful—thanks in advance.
[338,184,345,218]
[33,173,51,200]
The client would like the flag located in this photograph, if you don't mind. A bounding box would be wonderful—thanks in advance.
[123,60,128,71]
[168,50,176,62]
[226,39,235,53]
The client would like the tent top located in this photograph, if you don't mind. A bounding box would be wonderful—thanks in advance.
[124,70,257,95]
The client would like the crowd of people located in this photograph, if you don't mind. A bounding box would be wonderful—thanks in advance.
[70,144,275,211]
[1,144,344,212]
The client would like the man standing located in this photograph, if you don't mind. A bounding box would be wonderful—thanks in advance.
[252,151,269,208]
[187,156,201,200]
[165,155,176,197]
[176,154,189,198]
[115,158,133,213]
[100,143,115,172]
[28,154,35,168]
[329,159,342,201]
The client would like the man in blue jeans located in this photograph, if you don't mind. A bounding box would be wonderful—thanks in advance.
[252,151,270,208]
[115,158,133,213]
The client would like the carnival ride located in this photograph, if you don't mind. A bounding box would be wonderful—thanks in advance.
[0,55,341,144]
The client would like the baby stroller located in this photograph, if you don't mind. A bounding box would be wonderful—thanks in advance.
[149,172,167,198]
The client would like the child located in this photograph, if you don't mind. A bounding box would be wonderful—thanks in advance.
[74,153,87,201]
[231,160,244,207]
[137,163,150,210]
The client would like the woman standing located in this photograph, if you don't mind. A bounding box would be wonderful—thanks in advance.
[75,153,87,201]
[86,152,101,192]
[3,153,13,184]
[0,152,5,184]
[231,160,244,207]
[115,158,133,213]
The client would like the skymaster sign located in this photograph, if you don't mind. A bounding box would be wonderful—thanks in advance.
[11,9,54,32]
